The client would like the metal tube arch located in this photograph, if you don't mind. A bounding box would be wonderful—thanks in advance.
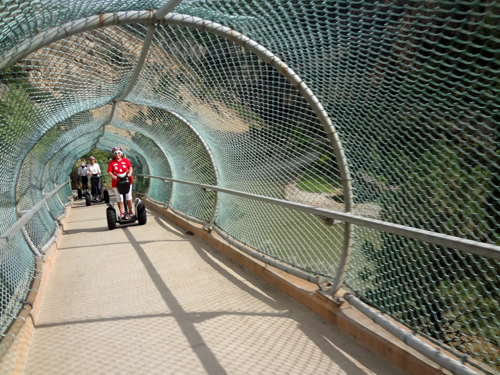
[53,137,101,182]
[0,11,353,293]
[53,137,101,184]
[115,23,156,102]
[39,123,105,209]
[0,11,156,72]
[0,12,494,373]
[53,169,67,209]
[154,108,220,229]
[156,14,353,291]
[101,103,175,207]
[21,226,41,257]
[22,120,103,221]
[104,102,117,133]
[145,139,174,207]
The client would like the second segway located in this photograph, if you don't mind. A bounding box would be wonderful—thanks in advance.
[88,174,110,205]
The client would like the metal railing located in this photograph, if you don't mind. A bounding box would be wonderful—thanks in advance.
[138,175,500,260]
[0,181,70,256]
[0,2,497,373]
[138,173,495,375]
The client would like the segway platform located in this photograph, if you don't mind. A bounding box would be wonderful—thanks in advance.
[106,198,147,230]
[105,175,146,230]
[88,175,110,206]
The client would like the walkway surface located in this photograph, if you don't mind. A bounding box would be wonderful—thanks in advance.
[22,197,406,375]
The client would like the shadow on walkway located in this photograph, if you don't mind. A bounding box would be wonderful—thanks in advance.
[22,197,405,375]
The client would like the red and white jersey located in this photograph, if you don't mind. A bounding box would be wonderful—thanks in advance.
[108,158,134,188]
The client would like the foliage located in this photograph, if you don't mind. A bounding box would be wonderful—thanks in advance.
[296,156,341,194]
[356,138,500,368]
[70,148,112,189]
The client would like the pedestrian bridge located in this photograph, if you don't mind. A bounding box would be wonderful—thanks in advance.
[0,1,499,375]
[12,196,408,375]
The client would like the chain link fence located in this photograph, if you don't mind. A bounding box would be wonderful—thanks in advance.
[0,1,499,372]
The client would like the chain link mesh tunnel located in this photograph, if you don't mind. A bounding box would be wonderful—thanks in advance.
[0,1,500,373]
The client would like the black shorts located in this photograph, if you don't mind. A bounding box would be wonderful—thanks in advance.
[80,176,88,184]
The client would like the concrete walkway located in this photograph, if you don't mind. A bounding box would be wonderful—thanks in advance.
[23,197,406,375]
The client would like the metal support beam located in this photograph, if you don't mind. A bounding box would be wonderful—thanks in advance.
[154,0,184,20]
[156,13,354,294]
[53,171,67,209]
[343,294,479,375]
[105,102,117,130]
[39,225,60,254]
[115,23,156,102]
[21,227,41,257]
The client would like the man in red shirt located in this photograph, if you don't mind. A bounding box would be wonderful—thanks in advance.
[108,147,134,219]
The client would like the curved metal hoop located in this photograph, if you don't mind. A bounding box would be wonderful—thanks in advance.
[0,11,354,293]
[147,108,221,229]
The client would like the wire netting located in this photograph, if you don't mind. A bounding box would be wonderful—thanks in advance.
[0,1,499,372]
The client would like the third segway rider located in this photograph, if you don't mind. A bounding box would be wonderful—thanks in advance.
[108,147,134,219]
[77,162,88,191]
[87,156,102,199]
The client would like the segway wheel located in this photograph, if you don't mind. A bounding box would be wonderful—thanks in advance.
[106,207,117,230]
[137,203,147,225]
[85,192,91,206]
[103,188,110,204]
[77,188,82,199]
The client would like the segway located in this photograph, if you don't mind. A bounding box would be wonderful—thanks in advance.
[76,178,91,205]
[106,173,147,230]
[89,174,110,205]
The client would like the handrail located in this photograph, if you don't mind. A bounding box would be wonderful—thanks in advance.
[138,174,500,260]
[0,181,69,250]
[142,173,486,375]
[0,9,355,296]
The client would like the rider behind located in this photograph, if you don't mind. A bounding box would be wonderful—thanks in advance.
[87,156,102,199]
[108,147,134,219]
[77,162,88,191]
